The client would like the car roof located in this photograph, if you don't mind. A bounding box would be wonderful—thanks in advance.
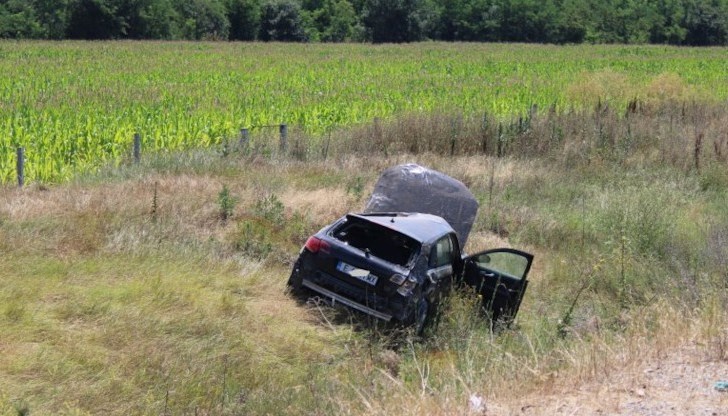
[348,212,454,244]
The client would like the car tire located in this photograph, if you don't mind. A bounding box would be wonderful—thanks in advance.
[414,299,429,336]
[286,259,305,296]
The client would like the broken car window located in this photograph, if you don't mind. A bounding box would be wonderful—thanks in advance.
[332,221,420,267]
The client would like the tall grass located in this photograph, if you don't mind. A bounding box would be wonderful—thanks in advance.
[2,100,727,413]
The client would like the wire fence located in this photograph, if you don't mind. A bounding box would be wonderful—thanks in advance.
[13,123,294,188]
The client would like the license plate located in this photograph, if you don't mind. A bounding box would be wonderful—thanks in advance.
[336,261,378,286]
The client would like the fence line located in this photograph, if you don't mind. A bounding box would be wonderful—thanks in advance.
[12,113,498,186]
[13,123,291,187]
[11,112,519,185]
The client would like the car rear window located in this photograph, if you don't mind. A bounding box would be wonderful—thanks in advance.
[332,219,420,267]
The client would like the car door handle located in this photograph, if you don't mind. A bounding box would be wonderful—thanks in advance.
[483,272,496,278]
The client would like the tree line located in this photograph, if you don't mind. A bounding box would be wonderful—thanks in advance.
[1,0,727,45]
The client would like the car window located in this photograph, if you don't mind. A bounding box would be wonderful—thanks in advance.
[429,235,453,268]
[474,252,529,279]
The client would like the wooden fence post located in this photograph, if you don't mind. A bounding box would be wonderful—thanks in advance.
[481,112,489,154]
[279,124,288,153]
[322,131,330,161]
[133,133,141,164]
[239,128,249,150]
[16,147,24,188]
[497,123,503,158]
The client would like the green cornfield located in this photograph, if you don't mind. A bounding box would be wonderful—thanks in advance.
[1,41,727,183]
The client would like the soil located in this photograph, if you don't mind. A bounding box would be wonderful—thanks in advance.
[490,342,728,416]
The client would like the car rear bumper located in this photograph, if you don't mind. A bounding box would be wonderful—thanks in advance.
[302,279,393,321]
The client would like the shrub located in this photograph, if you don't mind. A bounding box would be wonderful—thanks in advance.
[253,193,285,226]
[233,220,273,259]
[218,185,237,221]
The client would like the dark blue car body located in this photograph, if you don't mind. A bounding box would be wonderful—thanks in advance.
[288,164,533,332]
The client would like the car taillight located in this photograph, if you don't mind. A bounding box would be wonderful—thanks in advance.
[389,273,407,285]
[397,277,417,296]
[390,273,417,296]
[304,236,329,253]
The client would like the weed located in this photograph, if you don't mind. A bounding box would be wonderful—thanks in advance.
[694,131,704,172]
[557,257,603,338]
[253,193,285,226]
[3,301,25,323]
[346,176,365,201]
[233,220,273,259]
[12,399,29,416]
[218,185,237,222]
[285,210,313,245]
[699,163,728,191]
[151,181,159,222]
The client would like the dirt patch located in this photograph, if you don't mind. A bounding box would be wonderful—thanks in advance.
[490,342,728,415]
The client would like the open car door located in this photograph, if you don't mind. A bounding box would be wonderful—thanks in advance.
[462,248,534,323]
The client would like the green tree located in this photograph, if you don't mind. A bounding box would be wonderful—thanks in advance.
[548,0,587,43]
[0,0,43,38]
[433,0,478,41]
[583,0,662,44]
[300,0,357,42]
[259,0,306,41]
[31,0,72,39]
[0,0,727,45]
[66,0,125,39]
[177,0,230,40]
[649,0,687,44]
[362,0,426,43]
[227,0,260,40]
[499,0,553,42]
[614,0,661,43]
[683,0,728,45]
[467,0,503,41]
[117,0,179,39]
[324,0,357,41]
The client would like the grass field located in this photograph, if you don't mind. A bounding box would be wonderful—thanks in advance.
[2,42,728,183]
[2,105,728,414]
[1,42,728,414]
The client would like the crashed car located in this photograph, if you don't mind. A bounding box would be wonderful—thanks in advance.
[287,164,533,333]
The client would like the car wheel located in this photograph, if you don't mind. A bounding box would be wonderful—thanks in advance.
[286,259,305,295]
[414,299,429,336]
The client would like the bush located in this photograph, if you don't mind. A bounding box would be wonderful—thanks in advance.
[218,185,237,221]
[253,193,285,226]
[233,220,273,259]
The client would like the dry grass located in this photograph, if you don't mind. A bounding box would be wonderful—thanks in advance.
[2,105,728,414]
[279,188,352,224]
[566,69,632,104]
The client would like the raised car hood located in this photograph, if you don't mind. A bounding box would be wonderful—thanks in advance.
[364,164,479,247]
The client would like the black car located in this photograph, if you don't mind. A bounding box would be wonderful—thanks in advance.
[287,164,534,333]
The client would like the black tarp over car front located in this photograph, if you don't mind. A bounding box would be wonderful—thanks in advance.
[364,164,479,247]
